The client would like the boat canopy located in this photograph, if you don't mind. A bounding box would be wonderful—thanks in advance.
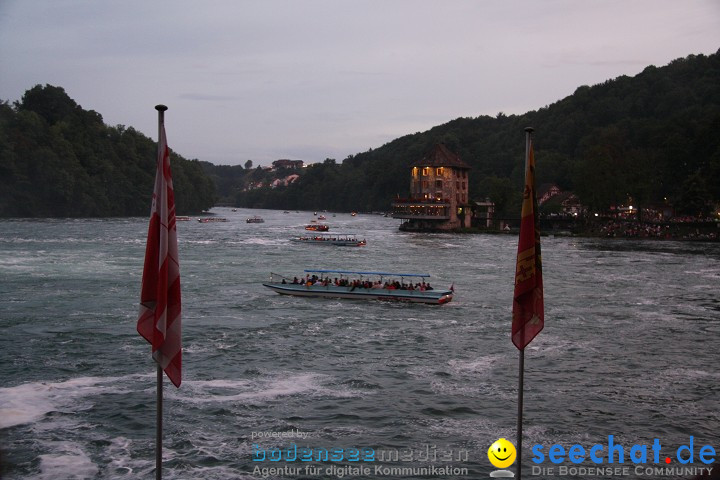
[304,269,430,278]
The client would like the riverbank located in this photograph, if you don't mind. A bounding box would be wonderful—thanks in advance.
[459,219,720,242]
[580,219,719,241]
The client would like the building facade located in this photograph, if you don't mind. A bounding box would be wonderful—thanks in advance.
[272,159,304,170]
[392,144,472,231]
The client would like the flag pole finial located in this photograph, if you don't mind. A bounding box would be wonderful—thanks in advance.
[524,127,534,134]
[155,105,168,112]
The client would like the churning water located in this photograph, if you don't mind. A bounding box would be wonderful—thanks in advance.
[1,209,718,479]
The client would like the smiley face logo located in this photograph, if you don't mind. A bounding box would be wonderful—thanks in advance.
[488,438,517,469]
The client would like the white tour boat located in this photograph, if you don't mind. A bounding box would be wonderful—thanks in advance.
[263,270,453,305]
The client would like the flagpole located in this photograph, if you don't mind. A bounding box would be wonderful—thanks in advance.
[154,104,167,480]
[523,127,533,175]
[516,348,524,479]
[516,126,533,480]
[156,364,163,480]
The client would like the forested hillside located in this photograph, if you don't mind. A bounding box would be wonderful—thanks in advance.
[0,85,215,217]
[235,50,720,217]
[2,50,719,218]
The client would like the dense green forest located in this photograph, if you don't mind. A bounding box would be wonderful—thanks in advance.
[225,50,720,217]
[2,50,719,218]
[0,85,215,217]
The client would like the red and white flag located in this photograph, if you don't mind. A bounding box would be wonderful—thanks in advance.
[137,122,182,387]
[512,134,544,351]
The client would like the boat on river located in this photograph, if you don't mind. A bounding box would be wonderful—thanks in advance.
[305,223,329,231]
[246,215,265,223]
[263,270,453,305]
[291,233,366,247]
[198,217,227,223]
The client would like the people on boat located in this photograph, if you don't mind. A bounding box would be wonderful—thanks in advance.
[295,234,362,244]
[289,274,438,292]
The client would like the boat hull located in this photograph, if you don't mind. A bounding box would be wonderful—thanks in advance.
[262,283,452,305]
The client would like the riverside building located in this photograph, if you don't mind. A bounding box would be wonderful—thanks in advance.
[392,143,471,231]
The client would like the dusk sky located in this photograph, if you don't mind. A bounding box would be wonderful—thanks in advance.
[1,0,718,166]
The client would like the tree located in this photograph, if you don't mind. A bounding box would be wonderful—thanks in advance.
[245,159,253,170]
[675,172,712,217]
[0,84,216,217]
[17,84,79,126]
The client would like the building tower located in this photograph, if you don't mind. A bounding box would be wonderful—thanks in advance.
[392,143,471,231]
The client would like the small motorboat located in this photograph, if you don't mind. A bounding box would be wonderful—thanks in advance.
[305,222,329,231]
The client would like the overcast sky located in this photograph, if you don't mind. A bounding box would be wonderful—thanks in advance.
[1,1,718,166]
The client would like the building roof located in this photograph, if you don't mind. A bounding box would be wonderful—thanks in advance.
[537,183,560,199]
[542,191,578,206]
[411,143,470,169]
[272,159,304,168]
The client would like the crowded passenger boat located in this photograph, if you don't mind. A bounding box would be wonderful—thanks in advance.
[263,269,453,305]
[290,233,366,247]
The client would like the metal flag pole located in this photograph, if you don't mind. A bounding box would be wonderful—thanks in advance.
[516,348,525,480]
[524,127,533,175]
[156,363,163,480]
[515,126,534,480]
[155,104,167,480]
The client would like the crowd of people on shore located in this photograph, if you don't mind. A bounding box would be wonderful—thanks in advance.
[596,220,718,240]
[283,274,435,291]
[599,221,671,238]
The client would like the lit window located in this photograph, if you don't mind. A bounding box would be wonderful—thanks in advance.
[436,167,444,176]
[422,167,430,176]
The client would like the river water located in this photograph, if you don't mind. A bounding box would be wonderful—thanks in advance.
[0,208,718,479]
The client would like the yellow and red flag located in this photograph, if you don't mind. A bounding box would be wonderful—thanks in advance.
[512,132,544,350]
[137,118,182,387]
